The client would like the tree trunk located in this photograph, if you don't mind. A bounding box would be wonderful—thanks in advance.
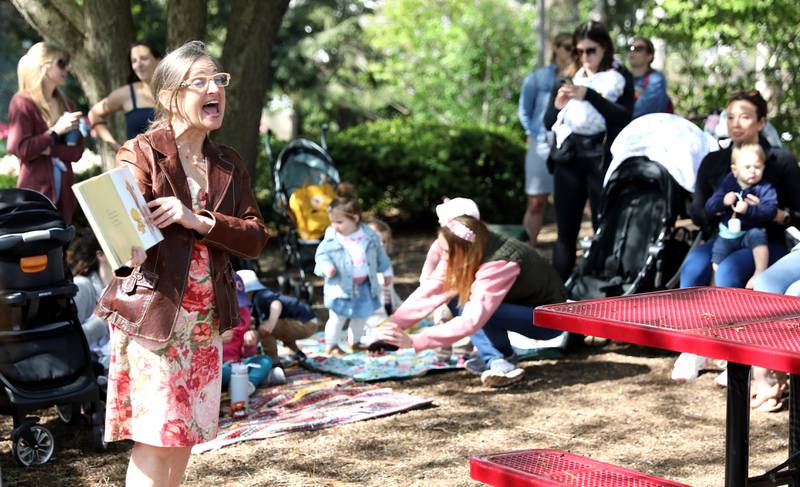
[11,0,134,169]
[216,0,290,179]
[166,0,207,49]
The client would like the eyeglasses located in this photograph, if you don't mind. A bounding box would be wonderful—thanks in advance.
[180,72,231,90]
[557,43,573,51]
[628,44,648,53]
[575,47,597,57]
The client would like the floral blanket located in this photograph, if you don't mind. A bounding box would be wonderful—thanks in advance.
[297,330,563,382]
[192,369,432,453]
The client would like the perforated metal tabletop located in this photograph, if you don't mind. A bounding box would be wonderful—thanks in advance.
[534,287,800,375]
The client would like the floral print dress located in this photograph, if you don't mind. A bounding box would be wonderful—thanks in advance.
[105,176,222,446]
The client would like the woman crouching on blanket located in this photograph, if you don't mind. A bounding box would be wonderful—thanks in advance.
[371,198,566,387]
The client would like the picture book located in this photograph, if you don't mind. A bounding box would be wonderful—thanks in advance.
[72,166,163,269]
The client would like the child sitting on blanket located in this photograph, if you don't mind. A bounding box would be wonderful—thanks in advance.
[221,274,275,395]
[237,269,319,385]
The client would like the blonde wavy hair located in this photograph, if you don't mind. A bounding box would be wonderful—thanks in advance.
[440,216,489,306]
[17,42,69,125]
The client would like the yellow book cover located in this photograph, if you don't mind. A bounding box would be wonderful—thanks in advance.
[72,166,163,269]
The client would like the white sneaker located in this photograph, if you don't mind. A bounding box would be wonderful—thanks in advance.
[671,353,705,382]
[480,358,525,387]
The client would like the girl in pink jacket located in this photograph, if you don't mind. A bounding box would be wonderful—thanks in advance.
[373,198,566,387]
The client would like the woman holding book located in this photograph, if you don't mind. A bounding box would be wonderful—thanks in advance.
[7,42,84,224]
[95,41,270,486]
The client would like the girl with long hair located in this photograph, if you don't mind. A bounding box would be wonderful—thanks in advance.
[372,198,566,387]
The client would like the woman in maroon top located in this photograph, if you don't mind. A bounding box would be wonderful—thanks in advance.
[7,42,84,224]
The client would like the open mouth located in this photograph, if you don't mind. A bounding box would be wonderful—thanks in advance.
[202,101,220,116]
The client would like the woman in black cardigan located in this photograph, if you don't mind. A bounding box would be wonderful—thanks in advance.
[543,20,633,281]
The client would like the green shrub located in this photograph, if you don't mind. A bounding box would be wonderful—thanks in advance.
[0,172,15,189]
[327,118,526,225]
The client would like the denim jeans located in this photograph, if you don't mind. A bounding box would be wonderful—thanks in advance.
[753,250,800,295]
[680,238,787,288]
[460,302,562,364]
[221,354,273,389]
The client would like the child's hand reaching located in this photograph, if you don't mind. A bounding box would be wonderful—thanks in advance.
[733,199,749,214]
[723,191,738,207]
[243,329,258,347]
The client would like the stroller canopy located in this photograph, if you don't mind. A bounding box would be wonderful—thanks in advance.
[273,139,340,198]
[607,113,719,193]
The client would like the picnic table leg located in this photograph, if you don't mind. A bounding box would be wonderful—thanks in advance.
[726,362,750,487]
[791,373,800,485]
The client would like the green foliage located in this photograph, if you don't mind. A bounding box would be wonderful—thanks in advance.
[271,0,385,133]
[327,118,526,225]
[364,0,538,127]
[642,0,800,152]
[0,172,15,189]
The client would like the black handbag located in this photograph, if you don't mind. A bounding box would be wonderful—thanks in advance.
[549,134,575,165]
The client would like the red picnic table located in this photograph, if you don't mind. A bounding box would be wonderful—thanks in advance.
[533,286,800,487]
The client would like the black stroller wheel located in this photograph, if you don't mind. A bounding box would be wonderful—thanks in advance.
[89,400,107,452]
[55,402,82,425]
[303,282,315,303]
[91,425,108,453]
[12,425,54,467]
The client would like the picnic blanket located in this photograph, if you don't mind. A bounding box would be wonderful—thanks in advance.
[298,330,563,382]
[192,369,432,453]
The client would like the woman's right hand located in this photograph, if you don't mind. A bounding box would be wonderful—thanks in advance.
[554,87,571,110]
[50,111,82,136]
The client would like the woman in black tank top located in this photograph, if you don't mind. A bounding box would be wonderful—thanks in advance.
[88,40,162,150]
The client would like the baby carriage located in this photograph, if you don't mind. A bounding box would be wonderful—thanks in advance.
[566,114,719,300]
[266,127,340,300]
[0,189,106,466]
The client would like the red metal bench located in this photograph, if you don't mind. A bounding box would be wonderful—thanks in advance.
[470,449,690,486]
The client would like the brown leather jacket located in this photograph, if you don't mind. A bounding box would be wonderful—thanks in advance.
[96,127,270,342]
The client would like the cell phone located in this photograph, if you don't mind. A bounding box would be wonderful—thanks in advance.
[367,341,398,353]
[560,77,573,86]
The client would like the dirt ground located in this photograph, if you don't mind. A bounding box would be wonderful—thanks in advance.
[0,228,793,486]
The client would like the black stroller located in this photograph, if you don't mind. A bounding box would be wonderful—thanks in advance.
[0,189,105,466]
[566,114,717,300]
[265,127,340,300]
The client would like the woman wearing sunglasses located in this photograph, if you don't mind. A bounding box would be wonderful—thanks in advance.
[96,41,269,486]
[7,42,84,223]
[517,32,573,246]
[543,20,633,282]
[89,40,162,150]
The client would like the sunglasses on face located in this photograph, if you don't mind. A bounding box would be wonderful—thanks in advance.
[575,47,598,57]
[628,44,647,53]
[179,72,231,90]
[557,43,573,51]
[47,58,69,70]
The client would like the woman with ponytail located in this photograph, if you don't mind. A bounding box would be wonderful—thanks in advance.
[372,198,566,387]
